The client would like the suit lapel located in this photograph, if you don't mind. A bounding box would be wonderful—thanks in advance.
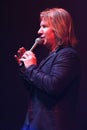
[40,53,55,68]
[38,47,62,69]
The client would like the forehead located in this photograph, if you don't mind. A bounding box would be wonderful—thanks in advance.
[40,19,48,25]
[40,18,52,27]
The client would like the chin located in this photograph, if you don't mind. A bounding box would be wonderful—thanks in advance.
[43,40,47,45]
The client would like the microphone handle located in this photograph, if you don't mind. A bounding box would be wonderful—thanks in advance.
[29,42,38,51]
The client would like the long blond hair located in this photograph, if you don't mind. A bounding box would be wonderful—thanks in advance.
[40,8,77,47]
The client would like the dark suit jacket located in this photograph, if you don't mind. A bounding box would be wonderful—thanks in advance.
[20,46,81,130]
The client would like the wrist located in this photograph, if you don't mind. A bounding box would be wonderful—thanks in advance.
[19,61,26,72]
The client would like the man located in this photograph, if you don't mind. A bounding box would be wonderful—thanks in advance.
[15,8,81,130]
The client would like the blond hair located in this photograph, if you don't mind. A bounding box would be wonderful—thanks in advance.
[40,8,77,47]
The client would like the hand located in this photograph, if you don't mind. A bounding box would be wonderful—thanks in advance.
[14,47,26,65]
[20,51,37,68]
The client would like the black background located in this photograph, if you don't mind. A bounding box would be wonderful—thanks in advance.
[1,0,87,130]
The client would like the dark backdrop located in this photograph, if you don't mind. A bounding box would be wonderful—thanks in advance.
[1,0,87,130]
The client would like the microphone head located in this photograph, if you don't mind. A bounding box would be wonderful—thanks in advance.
[35,37,43,44]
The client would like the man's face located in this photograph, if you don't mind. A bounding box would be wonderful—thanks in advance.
[38,19,56,50]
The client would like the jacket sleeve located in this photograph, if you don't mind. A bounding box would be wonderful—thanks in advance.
[20,48,80,96]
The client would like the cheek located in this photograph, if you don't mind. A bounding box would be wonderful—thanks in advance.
[47,31,55,41]
[47,28,54,36]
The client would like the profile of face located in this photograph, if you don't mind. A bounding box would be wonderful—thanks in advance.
[38,19,57,51]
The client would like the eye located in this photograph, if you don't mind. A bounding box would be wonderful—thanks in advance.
[42,25,47,28]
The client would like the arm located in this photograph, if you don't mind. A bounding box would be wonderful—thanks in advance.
[20,48,80,96]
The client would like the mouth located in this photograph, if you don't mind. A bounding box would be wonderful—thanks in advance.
[40,37,45,44]
[40,36,45,39]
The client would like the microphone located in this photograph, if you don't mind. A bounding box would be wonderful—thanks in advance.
[19,37,43,67]
[30,37,43,51]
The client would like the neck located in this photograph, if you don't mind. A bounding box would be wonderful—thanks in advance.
[50,44,59,52]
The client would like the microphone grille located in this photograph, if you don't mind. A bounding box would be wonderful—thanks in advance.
[35,37,43,44]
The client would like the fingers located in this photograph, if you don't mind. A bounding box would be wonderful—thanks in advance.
[14,55,21,64]
[14,47,36,66]
[20,51,37,68]
[22,51,36,59]
[17,47,26,58]
[14,47,26,64]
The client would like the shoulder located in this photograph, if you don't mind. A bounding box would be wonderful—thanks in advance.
[56,47,79,58]
[57,46,78,53]
[55,47,80,65]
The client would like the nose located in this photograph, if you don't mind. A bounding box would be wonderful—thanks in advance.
[38,27,43,35]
